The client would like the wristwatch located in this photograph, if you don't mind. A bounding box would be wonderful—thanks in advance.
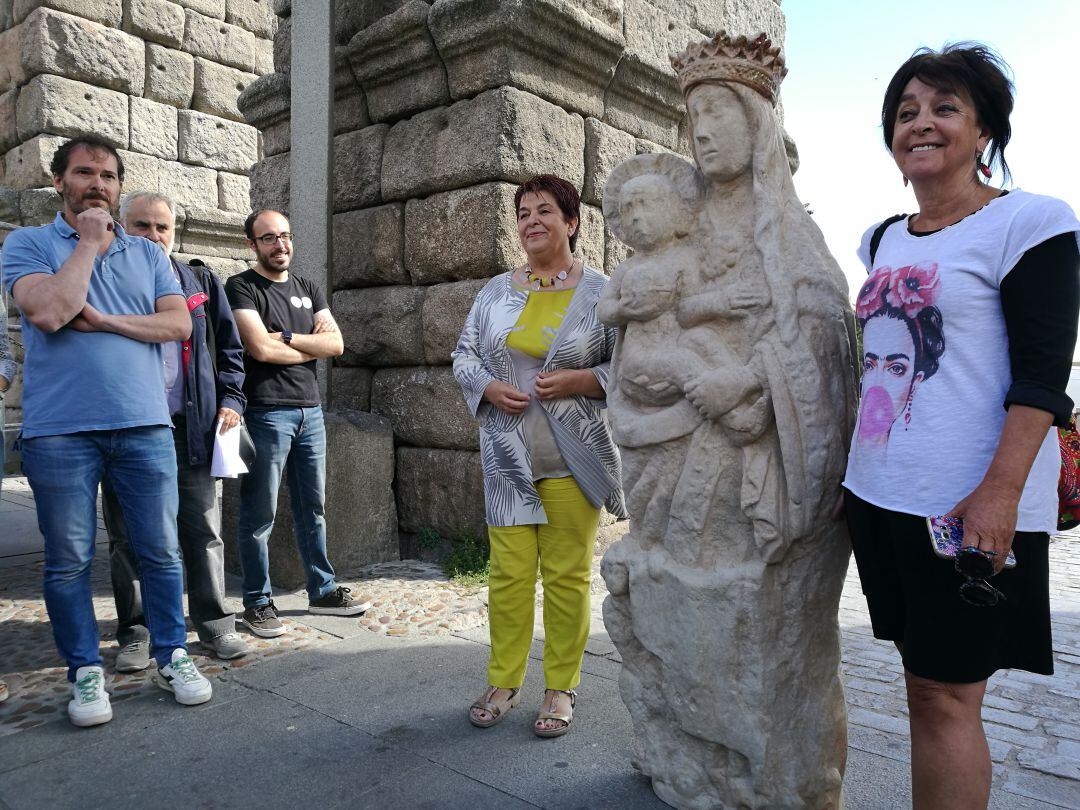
[281,329,293,344]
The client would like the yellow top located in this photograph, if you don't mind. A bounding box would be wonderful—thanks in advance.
[506,288,575,359]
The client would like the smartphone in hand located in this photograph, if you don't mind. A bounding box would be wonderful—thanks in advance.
[927,515,1017,569]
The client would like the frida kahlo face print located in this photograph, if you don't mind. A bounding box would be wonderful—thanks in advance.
[854,262,945,454]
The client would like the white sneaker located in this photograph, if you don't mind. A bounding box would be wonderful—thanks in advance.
[69,665,113,727]
[154,649,213,706]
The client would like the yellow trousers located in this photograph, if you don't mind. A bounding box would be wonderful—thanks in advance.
[486,476,600,691]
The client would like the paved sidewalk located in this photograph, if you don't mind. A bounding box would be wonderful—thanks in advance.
[1,476,1079,809]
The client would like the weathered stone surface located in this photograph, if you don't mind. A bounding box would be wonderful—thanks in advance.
[576,202,605,271]
[22,7,146,95]
[332,124,386,213]
[646,0,785,40]
[129,97,179,160]
[217,171,250,211]
[370,365,478,449]
[395,447,485,539]
[18,187,63,225]
[237,71,288,131]
[176,206,248,259]
[0,26,26,94]
[429,0,624,118]
[0,88,19,154]
[329,366,372,412]
[175,0,224,19]
[421,279,486,365]
[178,109,259,173]
[2,135,67,190]
[13,0,121,26]
[332,203,407,289]
[333,47,368,135]
[182,8,256,72]
[272,13,289,72]
[334,0,411,46]
[157,159,218,208]
[583,117,637,207]
[382,87,585,202]
[117,149,163,195]
[15,74,128,148]
[192,58,258,122]
[145,43,195,108]
[335,285,425,367]
[600,69,851,808]
[403,182,519,286]
[346,0,449,124]
[604,53,684,150]
[253,35,273,75]
[248,149,287,210]
[122,0,184,48]
[222,409,399,590]
[226,0,276,39]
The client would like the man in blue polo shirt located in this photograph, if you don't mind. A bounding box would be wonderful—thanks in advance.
[1,138,214,727]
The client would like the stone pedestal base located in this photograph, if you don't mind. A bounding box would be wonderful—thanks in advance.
[222,409,398,591]
[601,526,850,809]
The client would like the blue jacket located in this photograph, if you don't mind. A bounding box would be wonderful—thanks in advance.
[173,257,246,467]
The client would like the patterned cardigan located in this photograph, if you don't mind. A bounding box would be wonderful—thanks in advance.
[452,267,627,526]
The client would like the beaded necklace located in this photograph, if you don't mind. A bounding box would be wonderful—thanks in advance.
[524,259,575,290]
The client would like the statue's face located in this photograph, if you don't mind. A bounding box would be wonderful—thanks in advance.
[619,174,684,251]
[688,84,752,183]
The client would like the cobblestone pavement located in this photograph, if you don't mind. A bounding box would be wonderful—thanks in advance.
[2,477,1079,807]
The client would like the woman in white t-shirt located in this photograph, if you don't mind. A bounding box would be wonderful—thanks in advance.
[842,44,1080,807]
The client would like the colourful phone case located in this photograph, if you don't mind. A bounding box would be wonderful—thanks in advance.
[926,515,1017,568]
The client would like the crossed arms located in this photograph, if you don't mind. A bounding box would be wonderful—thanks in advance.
[231,308,344,364]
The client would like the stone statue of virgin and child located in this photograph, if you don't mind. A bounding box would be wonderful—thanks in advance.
[599,33,858,809]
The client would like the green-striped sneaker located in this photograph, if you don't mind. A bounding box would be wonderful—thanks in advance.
[155,649,212,706]
[69,665,112,727]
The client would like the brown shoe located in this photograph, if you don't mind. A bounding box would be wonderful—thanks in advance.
[534,689,576,738]
[469,686,521,728]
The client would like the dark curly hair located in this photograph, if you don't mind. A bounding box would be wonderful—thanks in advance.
[514,174,581,252]
[50,138,125,182]
[881,43,1014,183]
[860,306,946,380]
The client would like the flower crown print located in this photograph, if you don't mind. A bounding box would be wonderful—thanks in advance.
[855,262,940,321]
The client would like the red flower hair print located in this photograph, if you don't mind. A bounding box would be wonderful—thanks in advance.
[855,267,891,321]
[886,263,940,319]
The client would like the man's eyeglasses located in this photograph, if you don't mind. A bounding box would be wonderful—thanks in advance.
[254,232,293,245]
[955,546,1006,608]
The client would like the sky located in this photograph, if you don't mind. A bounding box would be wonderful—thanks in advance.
[781,0,1080,301]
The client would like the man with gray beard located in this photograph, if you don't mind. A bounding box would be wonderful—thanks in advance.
[103,191,251,670]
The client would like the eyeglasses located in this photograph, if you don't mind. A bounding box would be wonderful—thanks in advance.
[954,546,1006,608]
[254,232,293,245]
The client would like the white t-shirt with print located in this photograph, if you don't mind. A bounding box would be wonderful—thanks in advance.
[843,190,1080,532]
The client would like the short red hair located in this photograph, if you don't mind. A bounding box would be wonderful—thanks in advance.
[514,174,581,252]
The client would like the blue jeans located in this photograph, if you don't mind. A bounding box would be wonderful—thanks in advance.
[237,406,336,608]
[20,427,187,680]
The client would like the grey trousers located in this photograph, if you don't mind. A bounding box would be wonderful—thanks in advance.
[102,421,235,644]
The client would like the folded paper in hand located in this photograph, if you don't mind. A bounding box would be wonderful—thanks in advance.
[211,418,249,478]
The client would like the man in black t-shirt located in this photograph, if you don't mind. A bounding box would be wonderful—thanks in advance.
[225,209,371,637]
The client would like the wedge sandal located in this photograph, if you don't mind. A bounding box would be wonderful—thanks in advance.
[534,689,576,738]
[469,685,521,728]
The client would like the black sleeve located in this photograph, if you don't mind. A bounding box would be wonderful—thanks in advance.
[1000,232,1080,427]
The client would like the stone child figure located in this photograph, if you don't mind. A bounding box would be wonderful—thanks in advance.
[600,32,858,810]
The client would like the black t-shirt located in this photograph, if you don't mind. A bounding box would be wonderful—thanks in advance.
[225,269,329,407]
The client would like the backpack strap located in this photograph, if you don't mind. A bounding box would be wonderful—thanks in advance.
[869,214,907,266]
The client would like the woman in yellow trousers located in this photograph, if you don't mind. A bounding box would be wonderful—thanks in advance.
[452,174,626,737]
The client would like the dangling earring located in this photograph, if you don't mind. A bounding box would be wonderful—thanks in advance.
[904,395,913,428]
[903,175,909,187]
[976,150,992,179]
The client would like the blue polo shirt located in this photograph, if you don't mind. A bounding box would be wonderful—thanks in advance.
[1,213,182,438]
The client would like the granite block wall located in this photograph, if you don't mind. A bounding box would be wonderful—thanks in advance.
[240,0,787,548]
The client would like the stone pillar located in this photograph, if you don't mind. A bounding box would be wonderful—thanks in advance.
[240,0,787,553]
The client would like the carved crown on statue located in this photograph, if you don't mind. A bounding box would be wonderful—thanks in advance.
[671,31,788,105]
